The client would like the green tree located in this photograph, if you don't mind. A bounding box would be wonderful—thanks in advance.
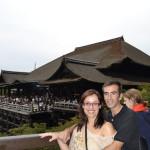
[9,123,47,135]
[138,84,150,106]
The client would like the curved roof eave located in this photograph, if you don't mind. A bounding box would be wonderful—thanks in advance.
[95,56,127,69]
[66,62,149,85]
[24,56,64,82]
[0,70,29,84]
[122,42,150,66]
[95,41,150,69]
[96,56,150,70]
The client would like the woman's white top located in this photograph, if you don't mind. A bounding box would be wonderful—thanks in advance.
[69,126,114,150]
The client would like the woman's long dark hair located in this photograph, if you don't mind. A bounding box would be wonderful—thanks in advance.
[77,89,105,131]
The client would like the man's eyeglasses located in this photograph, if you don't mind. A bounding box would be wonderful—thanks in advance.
[83,103,100,107]
[104,91,119,97]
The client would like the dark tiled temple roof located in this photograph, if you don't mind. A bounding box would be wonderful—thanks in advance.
[1,36,150,85]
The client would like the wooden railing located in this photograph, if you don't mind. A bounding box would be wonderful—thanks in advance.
[0,134,56,150]
[0,102,78,113]
[54,102,78,111]
[0,103,32,114]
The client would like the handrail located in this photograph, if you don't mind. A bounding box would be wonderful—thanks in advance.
[0,103,32,113]
[0,134,55,150]
[54,102,78,111]
[0,102,78,113]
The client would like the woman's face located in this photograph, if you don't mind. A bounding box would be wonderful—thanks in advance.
[82,94,101,120]
[123,97,134,109]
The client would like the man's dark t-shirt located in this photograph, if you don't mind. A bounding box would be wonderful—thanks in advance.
[107,105,140,150]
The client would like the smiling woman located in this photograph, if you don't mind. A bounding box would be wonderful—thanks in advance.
[40,89,116,150]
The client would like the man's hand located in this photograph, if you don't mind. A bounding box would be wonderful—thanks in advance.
[103,141,123,150]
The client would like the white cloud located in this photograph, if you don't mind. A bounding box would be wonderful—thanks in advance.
[0,0,150,71]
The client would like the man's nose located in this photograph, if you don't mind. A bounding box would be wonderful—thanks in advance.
[107,93,112,99]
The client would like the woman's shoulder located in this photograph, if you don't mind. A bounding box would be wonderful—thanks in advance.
[101,121,116,136]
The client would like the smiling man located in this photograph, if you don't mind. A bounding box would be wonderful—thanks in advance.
[102,81,140,150]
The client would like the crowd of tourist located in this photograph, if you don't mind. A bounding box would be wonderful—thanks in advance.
[0,94,79,112]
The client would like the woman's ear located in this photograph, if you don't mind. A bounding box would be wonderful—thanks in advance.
[99,104,102,109]
[130,98,136,104]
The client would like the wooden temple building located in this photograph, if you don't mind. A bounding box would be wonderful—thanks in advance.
[0,36,150,131]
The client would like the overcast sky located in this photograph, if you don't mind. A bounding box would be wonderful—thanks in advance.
[0,0,150,72]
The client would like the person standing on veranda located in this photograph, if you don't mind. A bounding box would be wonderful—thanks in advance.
[123,88,150,150]
[102,81,140,150]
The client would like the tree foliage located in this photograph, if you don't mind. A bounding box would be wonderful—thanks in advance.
[9,123,47,135]
[138,84,150,106]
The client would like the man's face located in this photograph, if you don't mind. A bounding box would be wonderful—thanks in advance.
[103,84,121,109]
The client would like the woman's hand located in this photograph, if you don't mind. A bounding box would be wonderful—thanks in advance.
[40,125,76,143]
[40,132,59,142]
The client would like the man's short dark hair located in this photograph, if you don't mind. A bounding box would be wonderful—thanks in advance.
[102,81,122,93]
